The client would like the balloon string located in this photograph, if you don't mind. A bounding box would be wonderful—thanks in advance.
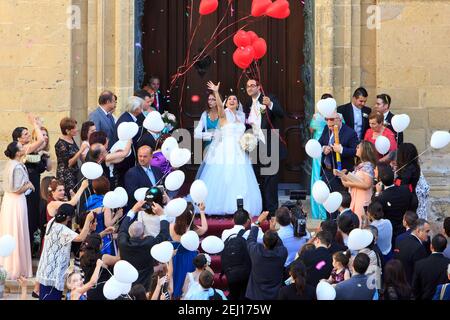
[394,146,430,174]
[103,267,133,300]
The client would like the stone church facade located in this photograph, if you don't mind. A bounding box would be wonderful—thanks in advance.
[0,0,448,224]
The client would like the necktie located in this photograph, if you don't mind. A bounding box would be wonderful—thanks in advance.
[145,167,156,186]
[324,130,335,169]
[107,113,115,127]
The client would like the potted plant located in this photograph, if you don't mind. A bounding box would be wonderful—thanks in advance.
[0,266,6,298]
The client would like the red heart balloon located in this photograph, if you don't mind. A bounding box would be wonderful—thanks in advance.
[266,0,290,19]
[199,0,218,16]
[252,38,267,60]
[247,31,259,44]
[233,46,255,69]
[251,0,273,17]
[233,30,251,47]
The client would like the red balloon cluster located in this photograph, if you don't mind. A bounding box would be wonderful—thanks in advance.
[199,0,219,16]
[232,30,267,69]
[251,0,291,19]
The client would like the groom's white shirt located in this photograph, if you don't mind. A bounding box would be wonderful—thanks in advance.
[247,93,273,144]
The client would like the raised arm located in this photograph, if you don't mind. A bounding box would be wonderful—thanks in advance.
[194,202,208,236]
[105,140,132,165]
[73,211,95,242]
[77,259,104,294]
[206,81,225,119]
[24,114,45,154]
[68,179,90,206]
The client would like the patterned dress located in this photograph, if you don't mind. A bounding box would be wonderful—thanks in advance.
[415,172,430,220]
[55,138,79,197]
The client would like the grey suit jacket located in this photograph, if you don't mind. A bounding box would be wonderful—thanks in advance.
[335,274,376,300]
[89,106,117,147]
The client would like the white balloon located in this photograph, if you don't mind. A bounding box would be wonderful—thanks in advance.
[201,236,224,254]
[312,180,330,204]
[114,187,129,208]
[180,231,200,251]
[317,98,337,118]
[103,277,122,300]
[81,162,103,180]
[150,241,174,263]
[110,140,131,157]
[305,139,322,159]
[316,281,336,300]
[113,260,138,284]
[0,235,16,257]
[430,131,450,149]
[161,137,179,159]
[347,228,374,251]
[323,192,343,213]
[165,198,188,217]
[391,114,410,133]
[375,135,390,155]
[103,191,121,209]
[165,170,185,191]
[134,187,149,201]
[190,180,208,204]
[143,112,165,132]
[117,122,139,141]
[169,148,191,168]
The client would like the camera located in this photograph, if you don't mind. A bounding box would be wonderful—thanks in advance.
[236,197,244,210]
[142,186,165,211]
[283,190,308,238]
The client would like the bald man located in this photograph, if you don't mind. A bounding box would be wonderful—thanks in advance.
[124,145,163,210]
[318,111,359,193]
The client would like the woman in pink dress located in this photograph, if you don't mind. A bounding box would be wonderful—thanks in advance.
[0,142,34,279]
[364,111,397,162]
[337,141,377,226]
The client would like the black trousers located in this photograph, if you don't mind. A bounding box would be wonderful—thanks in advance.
[228,280,248,301]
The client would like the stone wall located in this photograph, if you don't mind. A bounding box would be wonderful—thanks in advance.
[315,0,450,228]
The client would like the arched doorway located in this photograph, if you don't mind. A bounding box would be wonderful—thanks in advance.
[135,0,315,190]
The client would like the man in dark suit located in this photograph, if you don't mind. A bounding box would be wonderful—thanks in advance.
[245,211,288,300]
[244,79,287,214]
[375,93,403,145]
[118,200,170,290]
[298,231,333,287]
[146,76,169,114]
[374,163,418,243]
[89,90,118,149]
[114,96,145,187]
[124,145,163,211]
[393,219,431,284]
[412,234,450,300]
[335,252,376,300]
[318,112,359,192]
[337,87,372,141]
[337,191,360,229]
[395,211,418,247]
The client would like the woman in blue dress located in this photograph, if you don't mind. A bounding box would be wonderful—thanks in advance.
[84,176,123,255]
[309,94,331,220]
[169,202,208,299]
[194,92,220,151]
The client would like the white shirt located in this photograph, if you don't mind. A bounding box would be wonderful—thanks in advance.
[221,225,250,242]
[352,103,363,139]
[137,211,161,237]
[247,93,273,144]
[383,111,390,121]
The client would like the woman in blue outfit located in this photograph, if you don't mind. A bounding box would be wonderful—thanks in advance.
[309,94,331,220]
[194,92,220,151]
[84,176,123,255]
[169,202,208,299]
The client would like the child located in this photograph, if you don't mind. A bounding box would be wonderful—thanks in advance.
[327,251,351,285]
[66,259,103,300]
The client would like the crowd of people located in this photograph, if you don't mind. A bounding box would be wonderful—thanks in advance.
[0,77,449,301]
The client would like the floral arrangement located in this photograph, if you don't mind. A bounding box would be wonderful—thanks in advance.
[240,133,258,152]
[161,111,177,134]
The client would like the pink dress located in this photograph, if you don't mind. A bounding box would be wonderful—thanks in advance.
[0,160,33,279]
[350,162,374,223]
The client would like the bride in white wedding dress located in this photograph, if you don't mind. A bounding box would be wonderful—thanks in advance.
[195,81,262,216]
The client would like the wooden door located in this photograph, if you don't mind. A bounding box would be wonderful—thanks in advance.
[141,0,306,186]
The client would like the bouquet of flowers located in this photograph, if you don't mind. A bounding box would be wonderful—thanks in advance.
[240,133,258,152]
[161,111,177,134]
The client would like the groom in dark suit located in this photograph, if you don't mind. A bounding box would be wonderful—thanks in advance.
[337,87,372,141]
[124,145,163,212]
[244,79,287,214]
